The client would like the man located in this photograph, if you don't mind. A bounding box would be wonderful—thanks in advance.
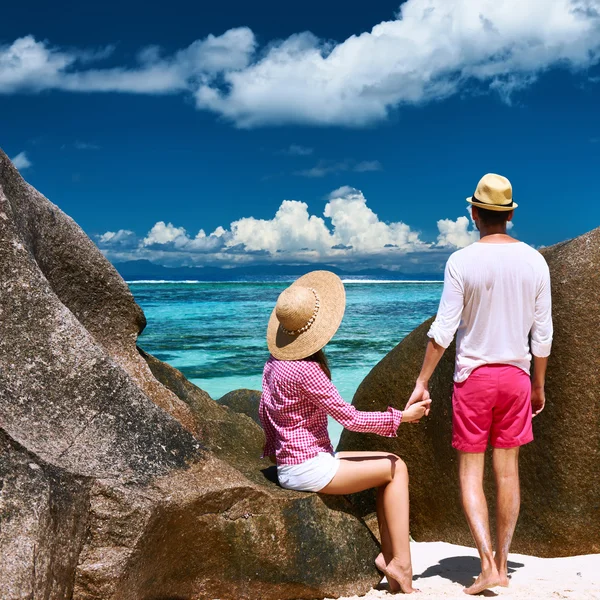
[406,173,552,595]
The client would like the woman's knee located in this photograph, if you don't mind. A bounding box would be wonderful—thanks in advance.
[390,455,408,480]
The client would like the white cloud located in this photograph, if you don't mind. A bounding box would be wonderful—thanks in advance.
[97,186,472,270]
[141,221,229,252]
[436,216,479,248]
[1,1,599,126]
[98,229,138,248]
[229,201,333,254]
[11,151,32,170]
[325,186,426,251]
[195,0,600,127]
[143,222,189,246]
[0,29,255,95]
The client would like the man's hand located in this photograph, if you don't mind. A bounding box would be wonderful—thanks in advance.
[403,399,432,423]
[531,385,545,417]
[405,380,430,410]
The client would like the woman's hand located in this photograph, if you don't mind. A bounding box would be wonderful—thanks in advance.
[402,399,432,423]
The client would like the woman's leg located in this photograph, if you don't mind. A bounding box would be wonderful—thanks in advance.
[320,451,415,593]
[334,452,397,588]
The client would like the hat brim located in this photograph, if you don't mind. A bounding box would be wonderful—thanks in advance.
[467,197,518,212]
[267,271,346,361]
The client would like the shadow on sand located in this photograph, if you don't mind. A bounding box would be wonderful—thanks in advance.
[413,555,524,595]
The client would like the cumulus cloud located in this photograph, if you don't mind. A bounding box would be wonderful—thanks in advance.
[2,1,599,126]
[436,216,479,248]
[97,186,477,271]
[141,221,229,253]
[325,186,425,251]
[11,151,32,170]
[98,229,139,249]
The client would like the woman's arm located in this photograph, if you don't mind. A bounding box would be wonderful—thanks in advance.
[300,362,429,435]
[258,397,278,458]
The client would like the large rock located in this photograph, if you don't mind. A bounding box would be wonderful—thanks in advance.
[0,149,380,599]
[338,227,600,558]
[218,389,263,426]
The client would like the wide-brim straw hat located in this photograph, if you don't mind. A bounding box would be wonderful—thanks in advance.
[267,271,345,361]
[466,173,518,212]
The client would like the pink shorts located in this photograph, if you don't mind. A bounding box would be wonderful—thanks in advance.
[452,365,533,453]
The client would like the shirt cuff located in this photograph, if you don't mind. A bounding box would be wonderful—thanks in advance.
[427,322,452,349]
[531,340,552,357]
[386,407,403,437]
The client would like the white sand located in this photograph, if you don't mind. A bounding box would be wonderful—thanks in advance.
[331,542,600,600]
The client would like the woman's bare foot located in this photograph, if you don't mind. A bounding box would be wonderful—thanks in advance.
[384,556,418,593]
[375,553,401,593]
[463,567,502,595]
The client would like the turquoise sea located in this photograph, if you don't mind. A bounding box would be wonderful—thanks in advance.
[130,280,443,444]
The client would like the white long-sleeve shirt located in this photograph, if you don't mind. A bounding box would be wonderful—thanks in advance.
[428,241,553,383]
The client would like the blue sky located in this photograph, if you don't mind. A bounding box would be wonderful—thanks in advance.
[2,0,599,272]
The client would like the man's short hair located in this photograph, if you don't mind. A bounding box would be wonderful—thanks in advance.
[474,206,512,226]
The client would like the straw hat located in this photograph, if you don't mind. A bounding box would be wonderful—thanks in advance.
[467,173,518,212]
[267,271,346,360]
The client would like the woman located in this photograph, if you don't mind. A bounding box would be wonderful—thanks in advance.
[259,271,431,594]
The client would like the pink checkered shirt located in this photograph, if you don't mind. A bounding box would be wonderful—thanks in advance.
[259,356,403,465]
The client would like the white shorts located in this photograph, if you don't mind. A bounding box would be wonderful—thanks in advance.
[277,452,340,492]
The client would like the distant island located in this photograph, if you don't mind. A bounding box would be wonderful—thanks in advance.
[113,259,445,282]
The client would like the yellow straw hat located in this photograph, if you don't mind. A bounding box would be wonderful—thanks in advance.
[267,271,345,361]
[467,173,518,212]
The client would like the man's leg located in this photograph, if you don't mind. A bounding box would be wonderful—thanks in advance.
[492,447,520,586]
[458,451,501,595]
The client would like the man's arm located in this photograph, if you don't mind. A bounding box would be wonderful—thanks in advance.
[531,355,548,417]
[405,339,446,409]
[405,258,464,410]
[530,260,552,417]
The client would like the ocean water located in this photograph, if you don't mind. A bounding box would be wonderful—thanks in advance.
[131,280,443,444]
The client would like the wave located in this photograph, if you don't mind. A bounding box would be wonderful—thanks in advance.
[127,278,443,285]
[126,279,203,284]
[341,279,442,284]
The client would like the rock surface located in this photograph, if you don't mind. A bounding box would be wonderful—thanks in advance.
[218,388,263,425]
[338,227,600,558]
[0,149,380,599]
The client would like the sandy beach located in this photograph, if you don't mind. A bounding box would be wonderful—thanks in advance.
[331,542,600,600]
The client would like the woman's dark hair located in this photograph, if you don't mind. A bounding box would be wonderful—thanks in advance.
[474,206,512,226]
[305,349,331,380]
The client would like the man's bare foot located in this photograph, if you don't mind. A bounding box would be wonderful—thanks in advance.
[463,568,502,595]
[375,553,401,593]
[494,557,510,587]
[384,556,418,594]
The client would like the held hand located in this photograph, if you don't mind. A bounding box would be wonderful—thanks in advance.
[402,399,432,424]
[405,381,430,411]
[531,385,545,417]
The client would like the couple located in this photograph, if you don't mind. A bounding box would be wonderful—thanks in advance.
[259,174,553,595]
